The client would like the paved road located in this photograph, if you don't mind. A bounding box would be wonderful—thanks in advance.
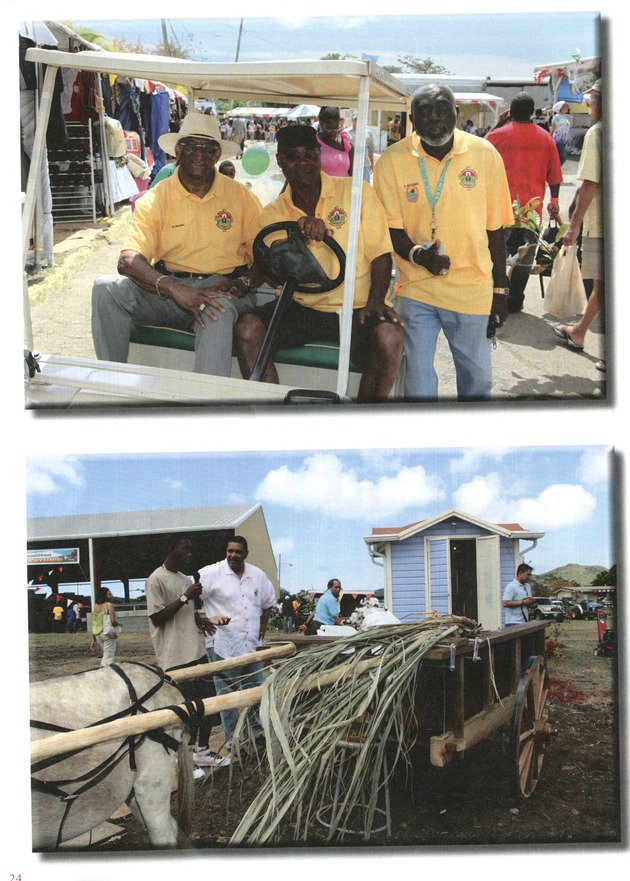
[26,148,606,403]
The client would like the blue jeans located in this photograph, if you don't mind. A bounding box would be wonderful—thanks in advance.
[208,647,264,746]
[397,297,492,401]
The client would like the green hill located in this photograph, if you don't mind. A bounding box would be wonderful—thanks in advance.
[532,563,608,593]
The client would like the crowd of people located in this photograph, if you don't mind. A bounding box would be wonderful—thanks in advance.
[91,81,603,403]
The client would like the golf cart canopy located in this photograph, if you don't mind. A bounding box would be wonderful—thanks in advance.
[24,49,410,109]
[23,48,411,408]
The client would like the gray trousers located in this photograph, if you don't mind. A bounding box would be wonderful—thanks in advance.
[91,274,256,377]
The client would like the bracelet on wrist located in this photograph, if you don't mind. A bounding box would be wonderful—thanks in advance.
[408,244,423,264]
[155,275,170,300]
[492,287,510,295]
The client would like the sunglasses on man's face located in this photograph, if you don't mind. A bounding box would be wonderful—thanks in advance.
[281,148,321,162]
[179,139,220,154]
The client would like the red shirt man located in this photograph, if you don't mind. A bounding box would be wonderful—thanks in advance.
[485,92,563,311]
[486,92,563,221]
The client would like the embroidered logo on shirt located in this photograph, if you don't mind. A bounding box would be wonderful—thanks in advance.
[328,206,347,228]
[405,184,419,202]
[459,167,478,189]
[215,209,233,231]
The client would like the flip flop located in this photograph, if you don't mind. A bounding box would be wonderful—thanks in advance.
[595,360,606,373]
[553,325,584,351]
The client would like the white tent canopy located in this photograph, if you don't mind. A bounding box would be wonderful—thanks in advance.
[23,48,411,406]
[24,50,410,110]
[453,92,507,112]
[230,107,291,118]
[286,104,321,118]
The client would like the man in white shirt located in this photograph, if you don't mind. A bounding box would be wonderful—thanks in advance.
[199,536,276,748]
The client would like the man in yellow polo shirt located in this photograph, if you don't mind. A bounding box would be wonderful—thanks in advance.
[374,84,514,401]
[234,125,403,403]
[91,113,262,376]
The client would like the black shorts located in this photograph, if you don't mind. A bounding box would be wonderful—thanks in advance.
[254,299,378,370]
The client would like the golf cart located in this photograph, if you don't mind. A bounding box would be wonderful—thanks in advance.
[22,48,410,408]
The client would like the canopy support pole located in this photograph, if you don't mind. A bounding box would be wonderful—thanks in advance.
[335,74,370,400]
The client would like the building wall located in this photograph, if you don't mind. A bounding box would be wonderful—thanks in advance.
[389,535,425,622]
[388,518,523,625]
[427,538,449,615]
[238,506,279,595]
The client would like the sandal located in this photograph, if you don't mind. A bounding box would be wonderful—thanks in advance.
[553,325,584,351]
[595,360,606,373]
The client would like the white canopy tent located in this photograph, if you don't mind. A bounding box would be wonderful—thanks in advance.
[453,93,507,113]
[230,107,291,118]
[22,48,410,407]
[533,56,600,103]
[285,104,321,118]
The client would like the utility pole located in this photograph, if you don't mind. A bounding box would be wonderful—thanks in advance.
[161,19,171,56]
[235,18,243,62]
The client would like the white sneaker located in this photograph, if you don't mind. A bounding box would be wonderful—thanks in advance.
[193,767,206,779]
[193,748,231,768]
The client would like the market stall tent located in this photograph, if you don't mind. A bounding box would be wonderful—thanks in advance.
[533,56,600,107]
[231,107,292,117]
[453,92,507,133]
[23,48,410,408]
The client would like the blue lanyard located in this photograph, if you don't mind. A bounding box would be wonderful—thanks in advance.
[419,157,451,240]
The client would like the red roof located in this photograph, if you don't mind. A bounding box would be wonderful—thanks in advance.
[371,520,529,536]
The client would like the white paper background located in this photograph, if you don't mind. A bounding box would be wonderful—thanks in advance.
[5,1,627,878]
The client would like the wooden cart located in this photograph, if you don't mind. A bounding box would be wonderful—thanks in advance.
[266,619,556,798]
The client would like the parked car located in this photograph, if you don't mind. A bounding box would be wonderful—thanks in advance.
[531,597,565,621]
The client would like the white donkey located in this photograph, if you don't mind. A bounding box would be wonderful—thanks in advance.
[30,661,195,850]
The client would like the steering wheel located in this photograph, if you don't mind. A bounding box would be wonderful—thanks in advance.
[253,221,345,293]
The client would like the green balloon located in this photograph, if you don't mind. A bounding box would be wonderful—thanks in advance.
[241,146,270,176]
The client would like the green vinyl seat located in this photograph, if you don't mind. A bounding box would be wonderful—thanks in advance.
[129,324,359,372]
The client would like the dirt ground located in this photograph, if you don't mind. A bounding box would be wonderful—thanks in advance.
[29,623,622,852]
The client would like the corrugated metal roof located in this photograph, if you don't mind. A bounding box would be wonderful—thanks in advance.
[27,504,261,541]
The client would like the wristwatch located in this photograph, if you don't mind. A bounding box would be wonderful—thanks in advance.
[179,594,189,604]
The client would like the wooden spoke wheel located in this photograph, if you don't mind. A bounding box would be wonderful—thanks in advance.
[512,655,556,797]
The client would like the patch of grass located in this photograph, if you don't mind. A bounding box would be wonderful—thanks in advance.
[544,618,616,701]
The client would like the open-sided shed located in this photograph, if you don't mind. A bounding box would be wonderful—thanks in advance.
[26,503,278,630]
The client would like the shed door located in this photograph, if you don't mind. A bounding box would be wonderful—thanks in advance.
[476,536,501,630]
[449,539,477,620]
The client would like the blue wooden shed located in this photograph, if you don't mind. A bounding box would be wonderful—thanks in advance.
[364,508,545,630]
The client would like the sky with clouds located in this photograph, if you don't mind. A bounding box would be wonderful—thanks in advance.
[73,12,600,79]
[26,446,614,595]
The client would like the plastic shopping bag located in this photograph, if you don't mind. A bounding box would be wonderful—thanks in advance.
[543,244,587,318]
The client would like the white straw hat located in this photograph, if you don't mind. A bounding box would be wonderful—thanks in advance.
[158,112,239,158]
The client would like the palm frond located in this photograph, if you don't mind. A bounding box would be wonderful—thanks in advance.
[230,616,481,844]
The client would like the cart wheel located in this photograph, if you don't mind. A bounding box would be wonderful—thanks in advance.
[512,655,556,797]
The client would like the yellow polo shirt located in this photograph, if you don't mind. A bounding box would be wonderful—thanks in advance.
[259,173,393,312]
[374,130,513,315]
[124,168,262,275]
